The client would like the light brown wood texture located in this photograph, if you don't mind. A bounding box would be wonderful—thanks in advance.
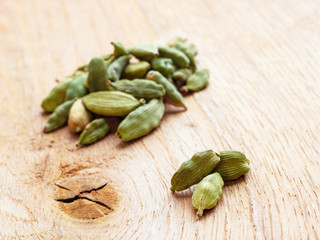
[0,0,319,239]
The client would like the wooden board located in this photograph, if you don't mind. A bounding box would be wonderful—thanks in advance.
[0,0,319,239]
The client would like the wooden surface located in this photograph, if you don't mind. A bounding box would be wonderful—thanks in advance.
[0,0,320,239]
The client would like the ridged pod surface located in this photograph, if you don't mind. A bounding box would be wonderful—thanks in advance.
[107,55,130,81]
[87,57,109,92]
[66,72,89,100]
[117,98,165,141]
[146,71,186,109]
[181,68,209,92]
[170,150,220,192]
[158,46,190,68]
[77,118,109,146]
[128,44,158,61]
[213,150,250,181]
[44,99,75,133]
[107,79,165,99]
[82,91,143,116]
[192,173,224,216]
[151,58,175,77]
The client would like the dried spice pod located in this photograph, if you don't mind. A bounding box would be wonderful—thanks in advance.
[213,150,250,181]
[146,70,186,109]
[117,98,165,141]
[41,77,74,112]
[66,73,89,100]
[172,68,193,82]
[68,99,93,133]
[111,42,128,58]
[192,173,224,216]
[106,79,165,99]
[181,68,209,93]
[107,55,130,81]
[170,150,220,192]
[82,91,144,117]
[151,58,175,77]
[170,41,197,69]
[122,61,150,79]
[128,44,159,61]
[44,99,75,133]
[87,57,109,92]
[158,46,190,68]
[77,118,109,146]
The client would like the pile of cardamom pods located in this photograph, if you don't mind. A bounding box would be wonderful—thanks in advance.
[170,150,250,216]
[41,38,209,145]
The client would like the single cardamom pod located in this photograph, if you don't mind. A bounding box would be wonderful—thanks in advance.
[151,58,175,77]
[41,77,73,112]
[68,99,93,133]
[44,99,75,133]
[170,41,197,69]
[117,98,165,141]
[76,118,109,146]
[213,150,250,181]
[146,70,186,109]
[170,150,220,192]
[122,61,150,79]
[65,72,89,100]
[181,68,209,93]
[111,42,128,58]
[192,172,224,216]
[82,91,144,116]
[106,79,165,99]
[168,37,198,56]
[172,68,193,82]
[128,44,159,61]
[87,57,109,92]
[107,55,130,81]
[158,46,190,68]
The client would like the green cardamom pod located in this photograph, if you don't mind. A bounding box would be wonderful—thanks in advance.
[77,53,113,73]
[151,57,175,77]
[146,70,186,109]
[65,72,89,100]
[180,68,209,93]
[128,44,159,61]
[68,99,93,133]
[44,99,75,133]
[106,79,165,99]
[158,46,190,68]
[111,42,128,58]
[192,172,224,216]
[213,150,250,181]
[76,118,109,146]
[172,68,193,82]
[41,77,73,112]
[170,41,197,69]
[82,91,144,116]
[170,150,220,192]
[107,55,130,81]
[122,61,150,79]
[87,57,109,92]
[117,98,165,141]
[168,37,198,56]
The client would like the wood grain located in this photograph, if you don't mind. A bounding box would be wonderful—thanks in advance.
[0,0,319,239]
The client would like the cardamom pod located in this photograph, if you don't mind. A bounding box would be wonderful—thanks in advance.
[65,72,89,100]
[41,77,73,112]
[82,91,144,116]
[151,57,175,77]
[146,70,186,109]
[213,150,250,181]
[68,99,93,133]
[111,42,128,58]
[128,44,159,61]
[87,57,109,92]
[170,150,220,192]
[180,68,209,93]
[117,98,165,141]
[122,61,150,79]
[170,41,197,69]
[44,99,75,133]
[172,68,193,82]
[158,46,190,68]
[76,118,109,146]
[192,172,224,216]
[107,55,130,81]
[168,37,198,56]
[106,79,165,99]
